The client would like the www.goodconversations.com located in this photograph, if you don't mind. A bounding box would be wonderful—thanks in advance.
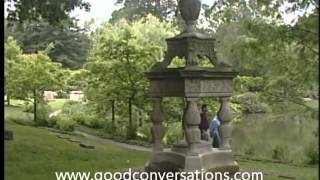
[55,169,263,180]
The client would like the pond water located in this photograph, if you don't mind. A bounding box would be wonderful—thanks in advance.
[231,111,318,164]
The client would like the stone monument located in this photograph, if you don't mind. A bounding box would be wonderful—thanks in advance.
[144,0,239,174]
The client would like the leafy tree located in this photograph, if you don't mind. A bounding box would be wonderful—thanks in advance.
[5,36,23,105]
[84,15,177,139]
[6,0,90,26]
[202,0,318,32]
[214,6,318,109]
[6,21,91,69]
[5,39,68,123]
[110,0,178,23]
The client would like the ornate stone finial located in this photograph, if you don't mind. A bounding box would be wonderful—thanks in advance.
[179,0,201,33]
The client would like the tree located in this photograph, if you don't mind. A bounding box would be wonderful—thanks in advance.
[6,0,90,26]
[5,21,91,69]
[202,0,318,32]
[110,0,178,23]
[5,36,23,105]
[84,15,177,139]
[213,5,318,109]
[6,40,68,123]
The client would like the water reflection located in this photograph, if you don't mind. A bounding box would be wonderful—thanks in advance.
[231,112,318,163]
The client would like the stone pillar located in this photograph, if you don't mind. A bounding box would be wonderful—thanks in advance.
[183,97,201,155]
[151,97,165,151]
[218,97,232,150]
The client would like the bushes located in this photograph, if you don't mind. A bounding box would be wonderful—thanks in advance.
[7,114,35,126]
[163,122,183,145]
[232,92,272,114]
[272,144,288,162]
[304,140,319,165]
[233,76,264,93]
[22,103,34,113]
[50,115,76,131]
[34,104,51,126]
[69,112,104,129]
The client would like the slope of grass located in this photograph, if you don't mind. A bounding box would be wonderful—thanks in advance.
[5,122,149,180]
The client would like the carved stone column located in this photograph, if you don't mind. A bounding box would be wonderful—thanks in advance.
[183,97,201,155]
[151,97,165,151]
[218,97,232,150]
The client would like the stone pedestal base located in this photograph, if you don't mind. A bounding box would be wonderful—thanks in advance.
[145,148,239,174]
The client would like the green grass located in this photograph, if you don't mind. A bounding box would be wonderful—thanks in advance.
[5,106,34,126]
[48,98,69,111]
[5,122,149,180]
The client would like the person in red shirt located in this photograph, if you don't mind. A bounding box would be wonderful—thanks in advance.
[199,104,209,141]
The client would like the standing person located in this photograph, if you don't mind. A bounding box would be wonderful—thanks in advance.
[209,115,221,148]
[199,104,209,141]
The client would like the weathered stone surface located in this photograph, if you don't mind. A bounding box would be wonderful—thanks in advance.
[145,148,239,173]
[144,0,239,174]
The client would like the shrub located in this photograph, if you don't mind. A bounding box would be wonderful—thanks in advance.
[55,115,76,131]
[163,122,183,145]
[22,103,34,113]
[137,123,153,142]
[272,144,288,162]
[62,101,84,115]
[35,104,51,126]
[47,116,59,128]
[232,92,272,114]
[304,140,319,165]
[8,114,35,126]
[83,115,104,129]
[243,144,255,156]
[126,125,137,140]
[70,112,87,125]
[233,76,264,93]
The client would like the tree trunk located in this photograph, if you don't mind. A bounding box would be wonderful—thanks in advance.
[138,110,142,127]
[7,94,10,106]
[33,89,37,122]
[111,100,115,128]
[128,97,133,139]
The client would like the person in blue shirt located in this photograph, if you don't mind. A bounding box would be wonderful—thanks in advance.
[209,115,221,148]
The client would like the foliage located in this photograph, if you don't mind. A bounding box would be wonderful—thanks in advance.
[84,15,177,139]
[215,10,318,108]
[272,144,288,162]
[6,107,35,126]
[304,139,319,165]
[5,36,23,103]
[163,122,184,145]
[34,104,51,126]
[6,21,91,69]
[6,0,90,26]
[232,92,272,113]
[233,76,264,93]
[202,0,317,32]
[54,115,76,131]
[111,0,177,23]
[5,37,68,123]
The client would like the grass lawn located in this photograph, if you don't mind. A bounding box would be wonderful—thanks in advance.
[5,121,149,180]
[48,98,69,111]
[5,107,318,180]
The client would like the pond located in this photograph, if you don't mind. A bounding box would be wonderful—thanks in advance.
[231,111,318,164]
